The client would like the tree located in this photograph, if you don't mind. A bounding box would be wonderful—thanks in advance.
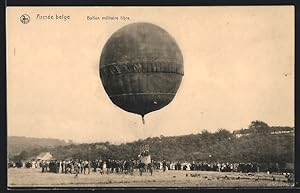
[13,150,29,161]
[248,120,270,134]
[214,129,233,141]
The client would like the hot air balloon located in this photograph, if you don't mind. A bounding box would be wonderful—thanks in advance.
[99,22,184,123]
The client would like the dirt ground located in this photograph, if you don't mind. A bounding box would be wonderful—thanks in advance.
[8,168,294,188]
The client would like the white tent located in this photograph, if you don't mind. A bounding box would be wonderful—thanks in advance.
[35,152,53,161]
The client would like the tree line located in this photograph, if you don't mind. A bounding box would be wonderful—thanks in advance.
[12,121,294,165]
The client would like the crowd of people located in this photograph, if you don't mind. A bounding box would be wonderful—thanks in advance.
[9,158,292,175]
[8,159,155,176]
[161,161,258,173]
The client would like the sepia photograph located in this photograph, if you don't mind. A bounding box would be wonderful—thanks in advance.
[6,6,294,188]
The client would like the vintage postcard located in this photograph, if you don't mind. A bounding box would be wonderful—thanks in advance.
[6,6,294,187]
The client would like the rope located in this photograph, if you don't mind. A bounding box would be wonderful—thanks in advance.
[142,115,145,124]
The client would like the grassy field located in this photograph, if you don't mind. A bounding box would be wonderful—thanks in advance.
[8,168,293,188]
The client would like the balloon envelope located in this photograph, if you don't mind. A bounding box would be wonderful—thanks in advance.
[100,23,184,117]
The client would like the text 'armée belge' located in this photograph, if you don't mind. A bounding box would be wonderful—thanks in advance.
[36,14,70,21]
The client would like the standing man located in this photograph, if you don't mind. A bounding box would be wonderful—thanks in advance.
[106,159,111,174]
[162,160,167,172]
[41,161,45,173]
[80,160,84,174]
[74,159,80,177]
[61,160,65,174]
[148,160,154,176]
[56,160,60,173]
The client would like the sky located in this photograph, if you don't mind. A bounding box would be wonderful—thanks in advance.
[7,6,294,143]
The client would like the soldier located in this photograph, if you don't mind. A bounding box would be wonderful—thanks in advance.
[65,160,69,174]
[92,160,97,172]
[139,160,145,176]
[111,160,116,173]
[129,159,134,175]
[53,160,57,173]
[106,159,111,174]
[148,160,154,176]
[124,160,129,174]
[41,160,45,173]
[162,160,167,172]
[99,160,104,175]
[74,159,80,177]
[56,160,60,173]
[80,160,84,174]
[61,160,65,173]
[84,160,91,174]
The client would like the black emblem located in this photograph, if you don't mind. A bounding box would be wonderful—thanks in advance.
[20,14,30,24]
